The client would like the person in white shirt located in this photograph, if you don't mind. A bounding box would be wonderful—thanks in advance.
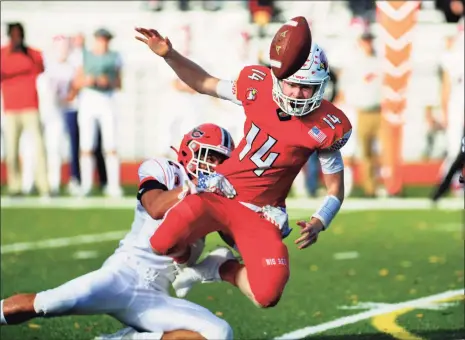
[35,35,78,195]
[334,30,381,197]
[431,18,464,201]
[74,28,123,198]
[0,123,237,340]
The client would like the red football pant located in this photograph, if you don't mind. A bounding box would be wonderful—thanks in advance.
[150,193,290,307]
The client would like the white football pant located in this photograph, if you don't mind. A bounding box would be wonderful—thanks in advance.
[19,116,65,195]
[33,252,232,340]
[43,117,65,194]
[78,88,120,195]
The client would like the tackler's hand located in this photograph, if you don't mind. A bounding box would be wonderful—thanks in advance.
[261,205,292,239]
[196,172,236,199]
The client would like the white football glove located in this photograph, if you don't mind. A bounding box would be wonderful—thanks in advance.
[177,178,200,199]
[261,205,292,239]
[196,172,237,199]
[178,173,237,200]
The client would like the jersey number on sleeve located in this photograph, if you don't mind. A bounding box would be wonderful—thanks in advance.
[238,123,280,176]
[247,69,267,81]
[322,114,341,130]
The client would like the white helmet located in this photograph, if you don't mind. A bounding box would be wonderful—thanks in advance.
[272,42,330,116]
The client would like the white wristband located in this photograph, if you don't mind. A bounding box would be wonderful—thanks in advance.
[311,195,341,230]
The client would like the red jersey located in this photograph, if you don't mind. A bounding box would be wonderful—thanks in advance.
[216,65,352,208]
[0,45,44,111]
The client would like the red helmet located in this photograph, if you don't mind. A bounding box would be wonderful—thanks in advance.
[177,123,235,178]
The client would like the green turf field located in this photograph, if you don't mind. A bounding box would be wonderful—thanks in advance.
[1,200,463,340]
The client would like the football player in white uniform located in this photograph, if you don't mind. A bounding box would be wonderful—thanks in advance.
[0,123,236,340]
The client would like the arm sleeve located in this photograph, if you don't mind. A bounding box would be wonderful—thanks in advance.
[216,79,242,106]
[317,150,344,174]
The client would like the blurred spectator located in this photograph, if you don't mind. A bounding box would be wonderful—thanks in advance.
[65,33,85,194]
[347,0,376,24]
[0,22,50,197]
[249,0,273,27]
[422,104,445,160]
[145,0,163,11]
[431,19,464,201]
[68,32,109,195]
[435,0,464,22]
[335,30,381,197]
[74,28,122,197]
[35,35,75,196]
[144,0,222,11]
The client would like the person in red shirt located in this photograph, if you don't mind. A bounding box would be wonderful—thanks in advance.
[0,23,49,197]
[135,25,352,308]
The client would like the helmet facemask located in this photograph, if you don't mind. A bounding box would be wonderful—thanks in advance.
[185,141,230,178]
[271,42,330,117]
[272,75,329,116]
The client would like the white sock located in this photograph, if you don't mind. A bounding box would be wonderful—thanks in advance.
[105,154,120,191]
[1,300,7,325]
[80,154,94,195]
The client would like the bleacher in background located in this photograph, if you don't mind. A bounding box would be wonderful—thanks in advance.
[0,1,458,163]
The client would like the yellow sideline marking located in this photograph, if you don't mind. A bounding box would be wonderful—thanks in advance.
[371,295,464,340]
[371,307,422,340]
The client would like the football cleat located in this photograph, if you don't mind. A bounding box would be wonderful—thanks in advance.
[172,247,236,298]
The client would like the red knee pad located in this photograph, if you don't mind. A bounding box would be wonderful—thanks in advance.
[251,266,289,308]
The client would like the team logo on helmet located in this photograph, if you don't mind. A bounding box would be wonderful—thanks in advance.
[317,50,328,71]
[190,127,204,138]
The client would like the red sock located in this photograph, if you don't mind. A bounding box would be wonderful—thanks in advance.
[219,259,243,286]
[172,246,191,264]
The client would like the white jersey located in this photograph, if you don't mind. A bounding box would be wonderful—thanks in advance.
[42,55,79,112]
[113,157,189,276]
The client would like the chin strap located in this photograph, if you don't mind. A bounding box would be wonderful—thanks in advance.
[170,146,179,156]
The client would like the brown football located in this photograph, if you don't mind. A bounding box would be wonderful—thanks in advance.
[269,16,312,79]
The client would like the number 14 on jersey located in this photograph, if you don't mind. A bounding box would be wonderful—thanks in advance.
[239,123,279,176]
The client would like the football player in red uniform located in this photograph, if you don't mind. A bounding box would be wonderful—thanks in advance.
[135,27,352,308]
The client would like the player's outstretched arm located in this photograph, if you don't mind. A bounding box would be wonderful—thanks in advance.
[135,27,220,98]
[295,151,345,250]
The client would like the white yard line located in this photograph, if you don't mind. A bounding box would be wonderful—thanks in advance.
[333,251,359,260]
[73,250,100,259]
[0,197,463,210]
[274,289,465,339]
[1,231,126,254]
